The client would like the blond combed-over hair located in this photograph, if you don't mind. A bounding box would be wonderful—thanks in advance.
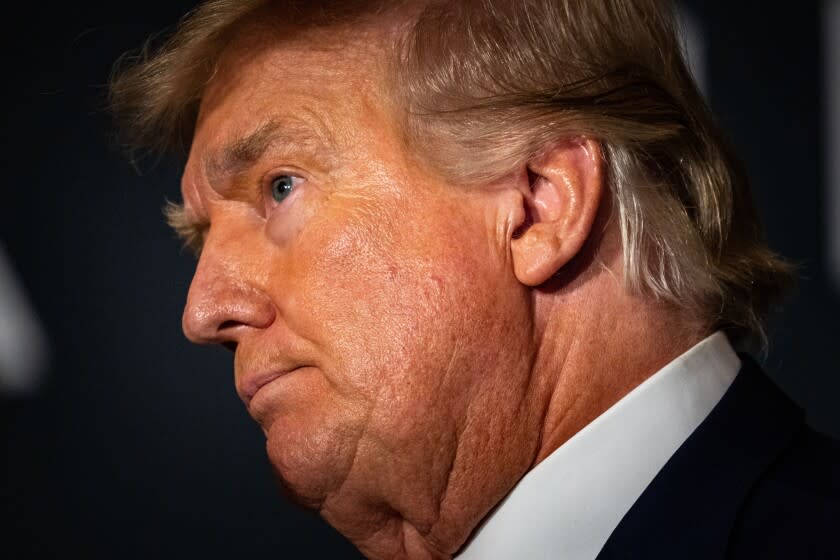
[110,0,793,347]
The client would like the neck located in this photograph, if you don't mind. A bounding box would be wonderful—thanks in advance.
[531,283,707,465]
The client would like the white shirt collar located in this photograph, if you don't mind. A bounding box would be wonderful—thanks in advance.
[456,332,741,560]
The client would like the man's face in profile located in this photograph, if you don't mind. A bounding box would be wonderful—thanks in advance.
[178,22,540,526]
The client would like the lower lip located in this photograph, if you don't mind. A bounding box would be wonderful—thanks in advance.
[248,367,309,414]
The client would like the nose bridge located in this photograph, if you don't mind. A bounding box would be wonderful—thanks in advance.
[182,227,275,344]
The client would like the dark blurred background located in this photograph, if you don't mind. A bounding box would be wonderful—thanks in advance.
[1,1,838,558]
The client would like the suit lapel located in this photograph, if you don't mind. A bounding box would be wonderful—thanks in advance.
[596,356,804,559]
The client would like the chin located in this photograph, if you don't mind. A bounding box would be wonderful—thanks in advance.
[269,461,326,511]
[263,413,360,512]
[265,438,331,510]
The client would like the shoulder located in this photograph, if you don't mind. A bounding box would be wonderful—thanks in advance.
[597,354,840,560]
[729,425,840,558]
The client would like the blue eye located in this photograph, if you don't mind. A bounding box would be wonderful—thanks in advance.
[270,175,298,203]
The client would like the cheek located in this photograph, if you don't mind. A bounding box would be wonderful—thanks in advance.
[263,190,408,390]
[290,193,522,400]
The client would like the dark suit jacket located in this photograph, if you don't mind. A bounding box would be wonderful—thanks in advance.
[596,356,840,559]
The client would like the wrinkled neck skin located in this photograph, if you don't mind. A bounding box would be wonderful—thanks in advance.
[320,224,707,559]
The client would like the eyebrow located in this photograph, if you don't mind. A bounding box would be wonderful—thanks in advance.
[204,115,338,188]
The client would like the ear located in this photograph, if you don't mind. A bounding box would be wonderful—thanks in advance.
[510,138,603,286]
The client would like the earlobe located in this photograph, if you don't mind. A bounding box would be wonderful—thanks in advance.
[511,223,567,284]
[509,138,603,287]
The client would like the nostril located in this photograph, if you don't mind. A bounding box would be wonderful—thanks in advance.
[217,320,240,352]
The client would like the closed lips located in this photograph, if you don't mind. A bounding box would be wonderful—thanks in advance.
[239,369,294,408]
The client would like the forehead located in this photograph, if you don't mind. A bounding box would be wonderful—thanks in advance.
[196,19,393,142]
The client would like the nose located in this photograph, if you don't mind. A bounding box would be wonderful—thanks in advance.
[182,241,276,347]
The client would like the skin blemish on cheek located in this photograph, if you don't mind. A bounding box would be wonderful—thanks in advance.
[421,275,446,303]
